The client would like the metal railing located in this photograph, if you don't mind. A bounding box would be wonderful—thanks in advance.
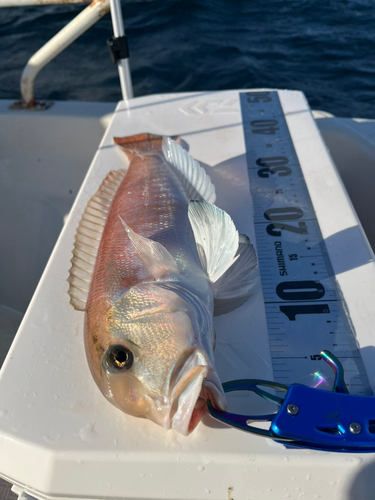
[0,0,133,109]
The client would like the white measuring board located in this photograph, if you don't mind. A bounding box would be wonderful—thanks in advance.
[0,90,375,500]
[241,91,372,395]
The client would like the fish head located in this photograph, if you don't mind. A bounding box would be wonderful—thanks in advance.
[86,284,226,435]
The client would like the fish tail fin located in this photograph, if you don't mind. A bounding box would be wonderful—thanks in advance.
[114,133,179,160]
[188,201,259,316]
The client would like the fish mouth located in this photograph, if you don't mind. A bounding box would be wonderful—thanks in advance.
[169,351,227,435]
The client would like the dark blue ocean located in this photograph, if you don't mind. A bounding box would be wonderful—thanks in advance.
[1,0,375,118]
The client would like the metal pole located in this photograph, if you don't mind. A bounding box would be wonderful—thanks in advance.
[0,0,90,5]
[109,0,133,101]
[19,0,110,108]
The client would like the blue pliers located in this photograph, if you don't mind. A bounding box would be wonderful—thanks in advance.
[208,351,375,452]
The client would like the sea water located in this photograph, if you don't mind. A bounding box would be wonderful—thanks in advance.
[0,0,374,118]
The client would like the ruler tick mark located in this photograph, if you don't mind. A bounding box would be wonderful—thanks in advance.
[241,91,371,395]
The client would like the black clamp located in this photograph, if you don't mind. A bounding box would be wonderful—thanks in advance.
[107,35,129,65]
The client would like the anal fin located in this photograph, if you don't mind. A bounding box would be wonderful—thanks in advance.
[162,138,216,204]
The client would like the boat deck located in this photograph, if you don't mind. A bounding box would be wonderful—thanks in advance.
[0,91,375,500]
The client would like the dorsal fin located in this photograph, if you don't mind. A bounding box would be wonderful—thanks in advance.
[162,137,216,204]
[68,169,126,311]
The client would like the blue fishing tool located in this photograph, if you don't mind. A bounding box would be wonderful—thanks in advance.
[208,351,375,452]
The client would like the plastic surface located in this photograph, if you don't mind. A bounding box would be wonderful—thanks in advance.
[0,90,375,500]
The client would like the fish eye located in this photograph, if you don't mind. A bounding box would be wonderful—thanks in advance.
[104,345,133,372]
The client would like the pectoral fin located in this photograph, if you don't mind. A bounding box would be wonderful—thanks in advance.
[213,234,259,316]
[188,201,239,283]
[119,216,179,280]
[188,201,258,315]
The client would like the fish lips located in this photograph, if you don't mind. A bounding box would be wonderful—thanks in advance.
[168,350,227,436]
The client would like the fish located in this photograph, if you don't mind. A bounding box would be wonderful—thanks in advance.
[68,133,258,435]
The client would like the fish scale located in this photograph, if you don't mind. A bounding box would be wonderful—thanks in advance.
[240,90,372,396]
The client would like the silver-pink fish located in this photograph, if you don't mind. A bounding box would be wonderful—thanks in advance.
[68,133,258,435]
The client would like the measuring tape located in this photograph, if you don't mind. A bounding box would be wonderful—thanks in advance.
[240,91,371,396]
